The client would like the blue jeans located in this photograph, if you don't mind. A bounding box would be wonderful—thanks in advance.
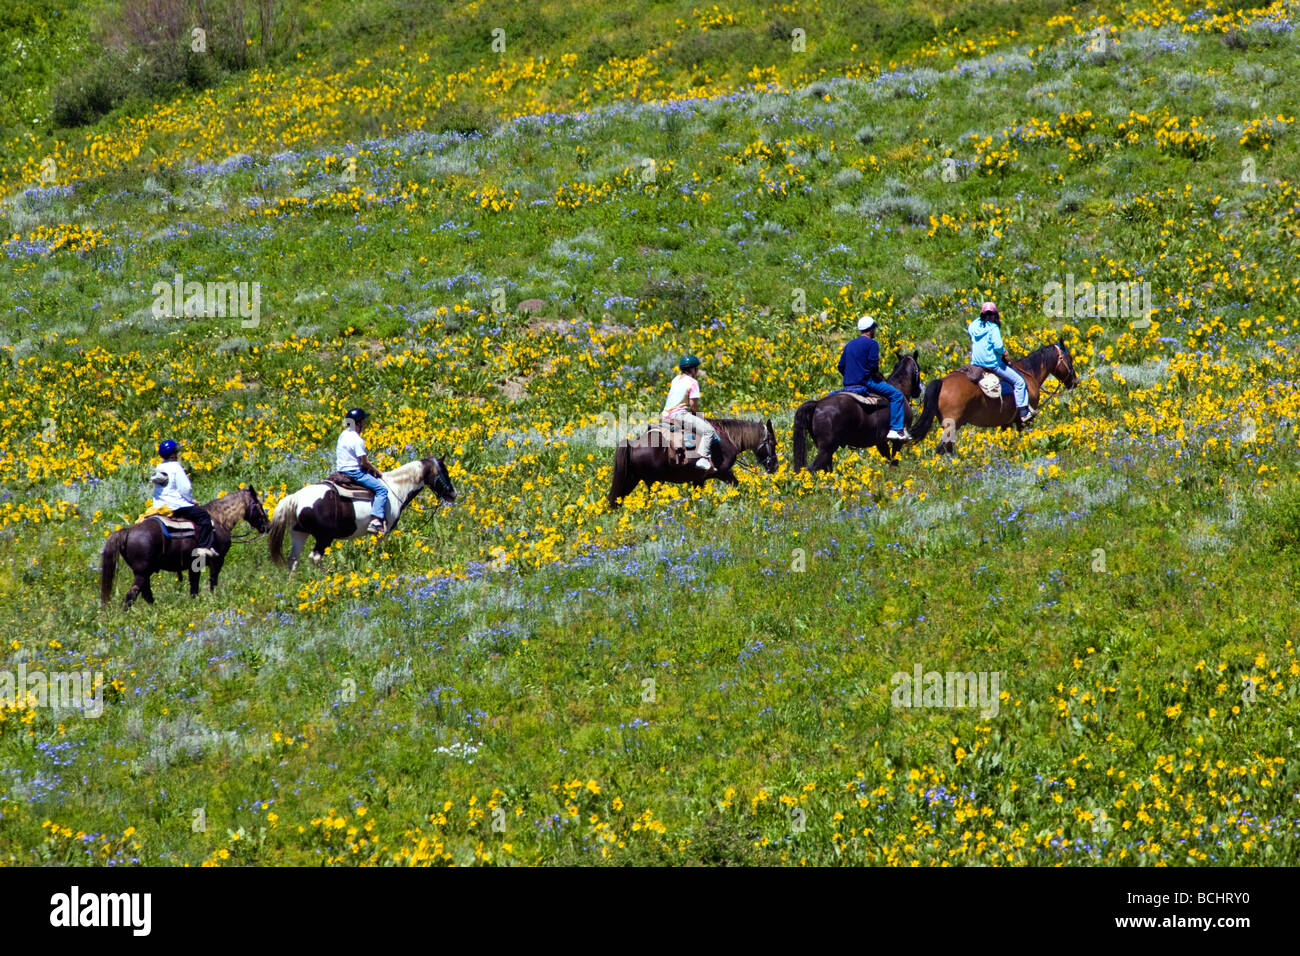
[843,381,906,432]
[989,365,1029,410]
[343,469,388,519]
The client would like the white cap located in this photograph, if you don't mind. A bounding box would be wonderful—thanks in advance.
[857,314,876,331]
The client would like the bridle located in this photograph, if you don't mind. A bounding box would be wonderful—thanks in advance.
[1036,343,1077,404]
[229,491,269,539]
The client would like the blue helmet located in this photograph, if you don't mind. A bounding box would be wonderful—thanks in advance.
[158,439,180,458]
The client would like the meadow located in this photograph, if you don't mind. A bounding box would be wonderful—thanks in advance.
[1,0,1299,865]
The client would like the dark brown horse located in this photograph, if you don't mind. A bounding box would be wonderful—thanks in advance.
[792,353,923,472]
[268,457,455,570]
[911,341,1078,454]
[607,418,778,508]
[100,487,271,610]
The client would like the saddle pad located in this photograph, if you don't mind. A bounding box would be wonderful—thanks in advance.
[149,515,196,536]
[957,364,1012,399]
[641,423,707,460]
[841,391,887,407]
[322,479,374,501]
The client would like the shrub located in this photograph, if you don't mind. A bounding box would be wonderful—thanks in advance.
[1258,482,1300,555]
[855,124,880,145]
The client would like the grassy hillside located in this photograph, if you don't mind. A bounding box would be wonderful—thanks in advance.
[1,0,1299,865]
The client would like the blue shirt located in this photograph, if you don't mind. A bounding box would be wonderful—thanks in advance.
[968,318,1006,367]
[838,335,881,386]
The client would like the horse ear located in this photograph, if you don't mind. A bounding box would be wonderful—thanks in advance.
[766,418,774,432]
[913,349,919,360]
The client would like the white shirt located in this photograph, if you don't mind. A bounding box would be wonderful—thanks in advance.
[152,460,196,510]
[662,374,701,417]
[336,428,367,471]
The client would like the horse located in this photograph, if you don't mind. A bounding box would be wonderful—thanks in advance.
[791,352,924,472]
[269,457,455,570]
[100,487,271,610]
[607,417,778,509]
[911,340,1078,454]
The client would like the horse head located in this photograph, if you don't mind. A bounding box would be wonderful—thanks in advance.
[891,350,924,399]
[756,419,779,473]
[244,486,272,533]
[1053,339,1079,390]
[423,456,457,503]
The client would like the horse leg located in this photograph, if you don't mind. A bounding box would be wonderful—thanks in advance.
[939,418,958,455]
[208,556,223,592]
[715,468,739,485]
[288,530,308,571]
[310,536,332,564]
[608,474,639,509]
[123,578,142,611]
[139,574,155,605]
[811,444,836,472]
[876,441,901,466]
[188,567,201,597]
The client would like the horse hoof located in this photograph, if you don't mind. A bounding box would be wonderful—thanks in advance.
[309,552,322,564]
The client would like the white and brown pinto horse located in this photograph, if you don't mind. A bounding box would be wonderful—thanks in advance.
[268,457,455,570]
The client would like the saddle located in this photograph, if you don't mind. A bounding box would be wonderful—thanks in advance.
[148,514,196,537]
[639,420,710,465]
[958,364,1011,400]
[833,390,888,408]
[321,471,376,501]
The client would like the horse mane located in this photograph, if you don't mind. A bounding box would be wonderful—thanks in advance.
[1012,343,1057,379]
[202,487,252,532]
[705,418,766,449]
[382,459,427,498]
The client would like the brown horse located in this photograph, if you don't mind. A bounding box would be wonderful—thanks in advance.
[100,487,271,610]
[911,341,1078,454]
[792,353,923,472]
[607,418,778,508]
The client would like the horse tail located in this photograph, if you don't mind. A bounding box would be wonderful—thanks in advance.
[911,378,944,443]
[100,528,126,606]
[792,400,818,471]
[268,494,296,566]
[607,442,632,509]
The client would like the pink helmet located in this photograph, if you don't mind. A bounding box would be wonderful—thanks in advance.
[980,301,998,315]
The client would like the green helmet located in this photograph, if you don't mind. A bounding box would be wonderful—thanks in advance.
[679,354,701,369]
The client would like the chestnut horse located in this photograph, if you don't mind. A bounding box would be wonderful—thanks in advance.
[607,418,778,508]
[792,353,923,472]
[911,341,1078,454]
[100,487,271,610]
[269,457,455,570]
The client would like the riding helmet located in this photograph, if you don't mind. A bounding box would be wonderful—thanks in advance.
[678,354,701,369]
[158,439,180,458]
[345,408,369,425]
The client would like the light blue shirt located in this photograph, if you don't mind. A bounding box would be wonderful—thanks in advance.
[968,318,1005,367]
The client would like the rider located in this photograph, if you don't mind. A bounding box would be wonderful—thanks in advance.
[662,354,718,471]
[151,440,218,558]
[968,301,1034,423]
[838,315,911,441]
[337,408,388,535]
